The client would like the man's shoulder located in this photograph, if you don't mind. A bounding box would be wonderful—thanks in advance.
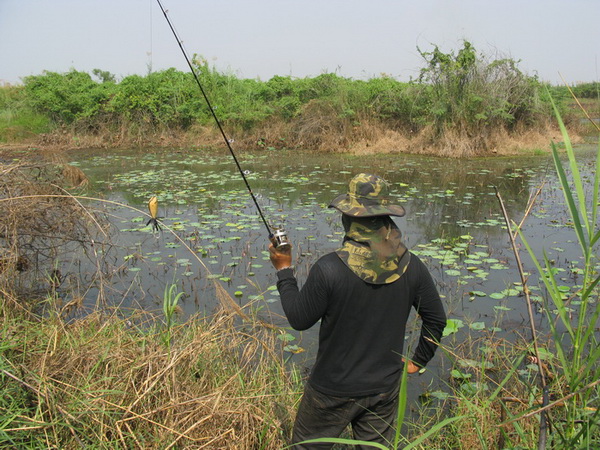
[405,251,437,285]
[406,251,428,271]
[309,252,347,278]
[315,251,343,267]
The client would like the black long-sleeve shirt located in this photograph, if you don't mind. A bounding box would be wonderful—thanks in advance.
[276,252,446,397]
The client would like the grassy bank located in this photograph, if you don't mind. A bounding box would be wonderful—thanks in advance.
[1,296,300,448]
[3,42,594,157]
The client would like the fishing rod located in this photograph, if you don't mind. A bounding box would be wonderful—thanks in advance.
[155,0,289,249]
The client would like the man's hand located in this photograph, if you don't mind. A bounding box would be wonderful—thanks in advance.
[269,242,293,270]
[402,358,421,374]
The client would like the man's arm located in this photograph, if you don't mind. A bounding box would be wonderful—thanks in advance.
[410,255,447,368]
[269,243,329,331]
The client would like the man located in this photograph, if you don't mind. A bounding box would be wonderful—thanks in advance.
[269,173,447,448]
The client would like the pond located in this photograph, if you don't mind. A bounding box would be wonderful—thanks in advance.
[65,144,598,389]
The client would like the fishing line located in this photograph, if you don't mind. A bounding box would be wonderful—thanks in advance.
[155,0,288,247]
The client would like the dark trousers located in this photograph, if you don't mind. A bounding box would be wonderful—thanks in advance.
[291,382,399,449]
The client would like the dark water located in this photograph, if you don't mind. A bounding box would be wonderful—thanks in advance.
[64,144,598,396]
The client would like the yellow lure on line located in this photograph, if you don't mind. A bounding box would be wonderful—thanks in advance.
[147,196,161,231]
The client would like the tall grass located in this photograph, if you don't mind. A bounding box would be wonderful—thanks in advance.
[513,97,600,448]
[416,96,600,449]
[0,293,300,448]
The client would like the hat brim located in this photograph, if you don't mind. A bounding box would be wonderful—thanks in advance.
[328,194,406,217]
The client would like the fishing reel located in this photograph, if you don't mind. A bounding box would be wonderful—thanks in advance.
[270,228,291,250]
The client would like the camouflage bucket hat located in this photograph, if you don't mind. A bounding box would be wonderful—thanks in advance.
[329,173,405,218]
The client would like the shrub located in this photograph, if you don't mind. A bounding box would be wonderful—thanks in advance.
[0,84,50,141]
[24,70,114,125]
[415,41,549,136]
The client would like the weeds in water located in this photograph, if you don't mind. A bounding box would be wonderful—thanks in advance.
[419,96,600,449]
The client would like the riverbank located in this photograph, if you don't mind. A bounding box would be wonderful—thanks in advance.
[1,292,300,448]
[0,119,582,159]
[5,46,597,158]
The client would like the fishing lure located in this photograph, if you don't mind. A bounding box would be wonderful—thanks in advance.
[146,195,162,231]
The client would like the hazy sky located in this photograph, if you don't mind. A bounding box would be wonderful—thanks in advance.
[1,0,598,86]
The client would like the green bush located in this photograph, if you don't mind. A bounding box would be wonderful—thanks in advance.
[572,81,600,99]
[415,40,548,134]
[3,44,565,149]
[0,84,50,141]
[24,70,114,125]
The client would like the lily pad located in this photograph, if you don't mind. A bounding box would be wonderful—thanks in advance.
[470,290,487,297]
[445,269,462,277]
[443,319,464,337]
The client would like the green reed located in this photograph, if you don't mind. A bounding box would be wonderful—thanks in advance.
[513,97,600,448]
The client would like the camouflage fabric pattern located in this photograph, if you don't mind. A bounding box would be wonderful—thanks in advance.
[329,173,405,218]
[336,215,410,285]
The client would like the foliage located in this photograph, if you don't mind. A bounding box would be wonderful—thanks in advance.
[1,42,576,153]
[107,69,198,128]
[416,40,548,136]
[91,68,116,84]
[570,82,600,99]
[0,84,50,141]
[515,98,600,447]
[23,69,115,125]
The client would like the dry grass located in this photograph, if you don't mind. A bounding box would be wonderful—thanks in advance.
[403,122,570,158]
[6,108,578,158]
[1,300,298,448]
[0,158,101,298]
[237,113,569,157]
[0,155,300,448]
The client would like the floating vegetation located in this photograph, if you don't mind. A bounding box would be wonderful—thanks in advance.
[61,145,599,365]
